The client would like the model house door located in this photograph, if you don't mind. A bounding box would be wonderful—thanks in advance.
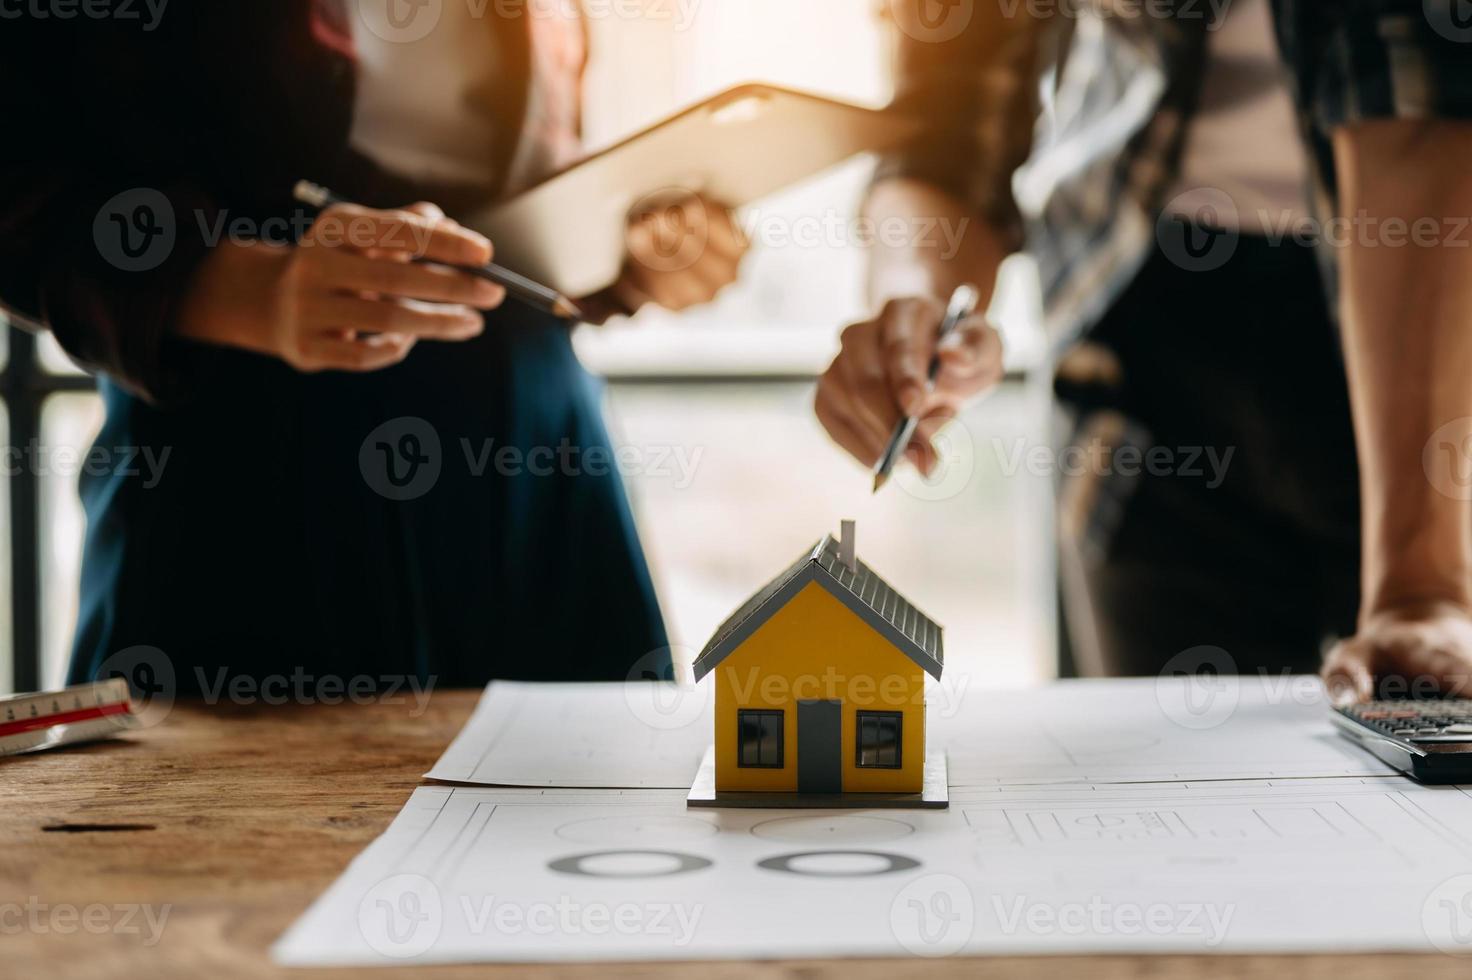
[797,699,842,794]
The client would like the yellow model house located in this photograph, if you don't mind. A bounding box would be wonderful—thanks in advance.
[688,522,945,807]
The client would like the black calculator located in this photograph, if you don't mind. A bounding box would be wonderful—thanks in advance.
[1332,700,1472,783]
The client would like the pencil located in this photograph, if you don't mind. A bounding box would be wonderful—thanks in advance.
[871,284,981,493]
[292,180,583,322]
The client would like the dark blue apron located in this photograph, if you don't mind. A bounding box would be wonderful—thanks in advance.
[66,302,670,694]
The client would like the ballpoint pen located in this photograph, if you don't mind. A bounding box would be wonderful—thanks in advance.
[871,283,981,493]
[292,180,583,322]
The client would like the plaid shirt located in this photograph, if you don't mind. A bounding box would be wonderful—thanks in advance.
[878,0,1472,341]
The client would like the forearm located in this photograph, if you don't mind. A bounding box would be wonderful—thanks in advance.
[1334,119,1472,616]
[864,178,1011,310]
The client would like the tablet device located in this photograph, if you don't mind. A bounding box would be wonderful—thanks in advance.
[463,83,920,299]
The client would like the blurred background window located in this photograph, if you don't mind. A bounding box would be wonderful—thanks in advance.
[0,0,1054,695]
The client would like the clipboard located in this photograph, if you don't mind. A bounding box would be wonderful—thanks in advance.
[463,83,920,299]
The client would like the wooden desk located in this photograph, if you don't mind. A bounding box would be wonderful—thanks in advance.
[3,691,1461,979]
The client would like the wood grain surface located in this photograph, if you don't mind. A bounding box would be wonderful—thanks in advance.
[3,689,1463,979]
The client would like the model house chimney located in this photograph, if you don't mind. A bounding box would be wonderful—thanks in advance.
[838,520,856,572]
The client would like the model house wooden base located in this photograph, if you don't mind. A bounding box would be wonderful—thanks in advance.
[686,523,948,809]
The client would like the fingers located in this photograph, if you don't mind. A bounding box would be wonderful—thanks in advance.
[936,315,1005,396]
[878,297,943,416]
[609,275,656,317]
[1321,640,1376,706]
[304,202,493,268]
[837,322,905,447]
[814,373,885,468]
[311,294,485,341]
[906,406,960,476]
[292,333,417,373]
[621,196,745,312]
[318,249,504,309]
[1320,607,1472,702]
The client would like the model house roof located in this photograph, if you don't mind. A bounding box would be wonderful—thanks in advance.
[692,535,944,681]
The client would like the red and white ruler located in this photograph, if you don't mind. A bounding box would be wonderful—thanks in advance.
[0,677,138,756]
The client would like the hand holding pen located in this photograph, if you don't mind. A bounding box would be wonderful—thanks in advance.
[814,286,1004,490]
[175,195,507,374]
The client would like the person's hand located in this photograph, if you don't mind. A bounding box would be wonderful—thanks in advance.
[1321,600,1472,704]
[177,202,505,372]
[578,194,746,323]
[814,295,1003,474]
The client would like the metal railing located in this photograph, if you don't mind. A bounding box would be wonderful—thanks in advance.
[1,321,96,692]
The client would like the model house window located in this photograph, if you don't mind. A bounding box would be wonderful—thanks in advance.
[737,709,784,768]
[855,711,903,768]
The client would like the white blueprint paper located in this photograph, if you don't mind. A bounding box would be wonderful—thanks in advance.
[426,676,1393,789]
[425,681,712,788]
[273,779,1472,964]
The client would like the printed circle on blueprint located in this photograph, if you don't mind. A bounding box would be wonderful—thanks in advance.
[547,850,714,878]
[756,850,921,877]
